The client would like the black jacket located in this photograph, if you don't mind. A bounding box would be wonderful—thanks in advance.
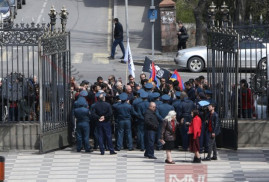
[144,109,159,131]
[206,112,221,135]
[114,22,124,40]
[178,26,188,42]
[91,100,112,122]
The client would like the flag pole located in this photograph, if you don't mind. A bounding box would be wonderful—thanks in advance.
[125,0,129,83]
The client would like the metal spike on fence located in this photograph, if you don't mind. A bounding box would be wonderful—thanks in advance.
[260,14,263,24]
[249,14,252,24]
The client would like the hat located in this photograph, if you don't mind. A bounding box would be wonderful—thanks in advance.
[161,94,171,101]
[198,100,210,107]
[205,90,212,95]
[119,93,128,101]
[96,91,106,98]
[79,90,88,97]
[152,92,160,99]
[140,91,149,98]
[175,91,181,97]
[145,82,153,89]
[81,80,89,84]
[137,89,145,94]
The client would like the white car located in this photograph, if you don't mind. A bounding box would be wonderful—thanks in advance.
[174,41,268,72]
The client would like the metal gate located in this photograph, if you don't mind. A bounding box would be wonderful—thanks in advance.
[38,30,71,153]
[207,26,239,150]
[0,7,71,153]
[207,2,239,150]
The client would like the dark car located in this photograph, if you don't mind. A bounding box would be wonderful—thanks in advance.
[17,0,25,9]
[0,0,13,28]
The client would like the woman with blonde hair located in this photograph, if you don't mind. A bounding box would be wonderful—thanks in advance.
[160,110,179,164]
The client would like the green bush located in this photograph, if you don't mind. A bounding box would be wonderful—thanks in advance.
[176,0,198,23]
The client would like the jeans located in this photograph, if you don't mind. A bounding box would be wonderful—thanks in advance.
[136,122,145,150]
[199,121,208,152]
[111,38,125,58]
[144,130,156,158]
[207,132,217,158]
[117,120,133,150]
[97,121,115,154]
[76,121,91,151]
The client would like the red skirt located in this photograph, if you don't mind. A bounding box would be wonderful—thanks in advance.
[189,134,200,153]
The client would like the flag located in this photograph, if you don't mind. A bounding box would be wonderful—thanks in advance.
[148,62,159,87]
[170,70,185,90]
[124,42,135,78]
[142,56,170,81]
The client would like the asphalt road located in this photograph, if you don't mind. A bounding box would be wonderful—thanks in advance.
[12,0,206,84]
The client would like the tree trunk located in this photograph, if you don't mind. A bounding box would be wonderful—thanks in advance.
[194,0,208,46]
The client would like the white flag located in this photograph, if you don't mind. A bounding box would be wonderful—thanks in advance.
[124,41,135,78]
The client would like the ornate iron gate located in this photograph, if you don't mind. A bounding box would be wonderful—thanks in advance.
[207,26,239,150]
[38,30,71,153]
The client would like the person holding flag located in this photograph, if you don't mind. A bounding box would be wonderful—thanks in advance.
[124,42,135,79]
[148,62,159,88]
[170,70,185,91]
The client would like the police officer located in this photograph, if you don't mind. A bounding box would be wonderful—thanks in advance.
[135,91,149,151]
[144,82,154,102]
[172,91,181,111]
[156,94,175,150]
[114,93,133,151]
[176,91,195,151]
[91,92,117,155]
[74,90,93,153]
[152,92,163,107]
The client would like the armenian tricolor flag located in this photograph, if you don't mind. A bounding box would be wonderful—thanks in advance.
[148,62,159,87]
[170,70,185,91]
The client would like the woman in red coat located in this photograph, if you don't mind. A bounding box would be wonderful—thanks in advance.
[188,109,202,163]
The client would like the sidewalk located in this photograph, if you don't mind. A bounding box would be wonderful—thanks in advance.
[114,0,176,64]
[1,147,269,182]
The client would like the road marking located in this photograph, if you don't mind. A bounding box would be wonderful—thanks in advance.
[37,0,48,24]
[72,53,84,64]
[92,53,109,64]
[108,0,113,52]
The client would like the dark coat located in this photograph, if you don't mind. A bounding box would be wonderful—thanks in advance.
[74,97,90,123]
[178,26,188,42]
[176,97,195,123]
[136,100,149,121]
[161,119,179,141]
[158,103,174,120]
[144,109,159,131]
[114,22,123,40]
[91,100,112,122]
[113,101,132,121]
[206,112,221,135]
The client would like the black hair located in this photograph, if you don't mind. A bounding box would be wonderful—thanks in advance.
[192,109,199,117]
[114,18,119,22]
[97,76,103,82]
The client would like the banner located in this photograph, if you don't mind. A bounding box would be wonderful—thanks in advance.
[142,56,171,81]
[124,42,135,78]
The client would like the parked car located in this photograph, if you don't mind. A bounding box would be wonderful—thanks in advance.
[0,0,13,28]
[174,41,268,72]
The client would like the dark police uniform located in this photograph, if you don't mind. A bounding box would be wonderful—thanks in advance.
[113,93,133,150]
[74,92,92,153]
[135,91,149,151]
[176,97,195,150]
[91,92,116,155]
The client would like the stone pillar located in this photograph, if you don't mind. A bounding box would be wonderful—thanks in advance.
[159,0,177,52]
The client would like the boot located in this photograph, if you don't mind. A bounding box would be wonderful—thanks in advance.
[192,156,197,163]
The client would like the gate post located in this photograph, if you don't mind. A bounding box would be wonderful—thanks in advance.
[208,2,216,28]
[60,6,69,32]
[48,6,57,31]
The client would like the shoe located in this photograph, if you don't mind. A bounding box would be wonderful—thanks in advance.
[140,149,145,152]
[193,157,201,163]
[202,157,211,161]
[115,148,120,151]
[192,157,197,163]
[77,150,81,152]
[85,149,94,153]
[144,155,149,158]
[110,151,117,155]
[120,56,124,59]
[108,56,114,60]
[101,152,104,155]
[211,156,217,160]
[166,160,175,164]
[128,148,134,151]
[148,156,157,159]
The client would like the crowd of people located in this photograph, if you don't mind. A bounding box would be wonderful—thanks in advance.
[71,73,221,164]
